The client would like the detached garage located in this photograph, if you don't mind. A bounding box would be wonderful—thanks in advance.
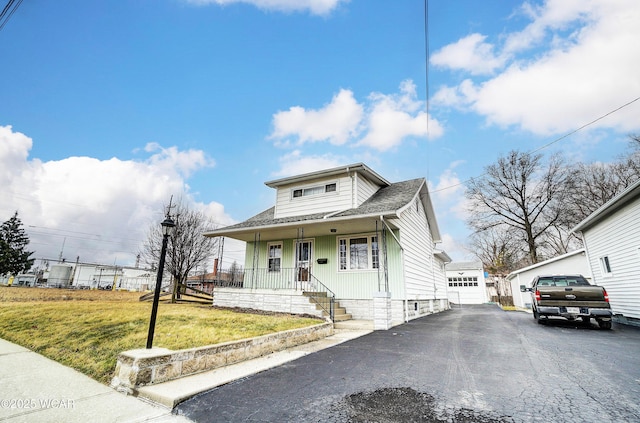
[573,179,640,326]
[506,249,590,309]
[445,261,487,304]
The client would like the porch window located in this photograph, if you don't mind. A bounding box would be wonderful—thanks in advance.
[268,243,282,272]
[338,235,380,271]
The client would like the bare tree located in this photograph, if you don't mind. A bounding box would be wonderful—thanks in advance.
[468,227,524,276]
[140,202,219,299]
[466,150,572,265]
[564,135,640,227]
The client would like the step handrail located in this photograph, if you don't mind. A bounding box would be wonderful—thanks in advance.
[305,273,335,322]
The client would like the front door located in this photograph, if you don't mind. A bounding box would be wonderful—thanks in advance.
[295,240,313,288]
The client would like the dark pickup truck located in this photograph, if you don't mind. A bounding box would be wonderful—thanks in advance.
[528,275,613,329]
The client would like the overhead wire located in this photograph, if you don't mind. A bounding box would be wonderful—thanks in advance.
[0,0,24,32]
[423,0,430,181]
[430,95,640,194]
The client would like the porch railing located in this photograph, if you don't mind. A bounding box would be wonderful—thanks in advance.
[212,267,336,322]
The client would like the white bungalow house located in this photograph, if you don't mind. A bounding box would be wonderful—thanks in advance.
[572,179,640,326]
[506,249,590,309]
[204,163,451,330]
[445,261,488,305]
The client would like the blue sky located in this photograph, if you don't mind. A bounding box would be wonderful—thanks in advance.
[1,0,639,269]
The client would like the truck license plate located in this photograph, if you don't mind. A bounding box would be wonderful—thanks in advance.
[566,307,580,314]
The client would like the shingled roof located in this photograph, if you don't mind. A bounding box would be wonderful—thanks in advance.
[215,178,425,232]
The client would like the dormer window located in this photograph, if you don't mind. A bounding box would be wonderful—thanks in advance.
[292,183,337,198]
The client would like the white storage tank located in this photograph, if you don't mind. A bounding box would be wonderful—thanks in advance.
[48,265,73,288]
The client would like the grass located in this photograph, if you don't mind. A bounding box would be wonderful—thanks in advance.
[0,286,322,384]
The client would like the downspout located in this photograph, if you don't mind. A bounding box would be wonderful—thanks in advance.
[380,216,408,323]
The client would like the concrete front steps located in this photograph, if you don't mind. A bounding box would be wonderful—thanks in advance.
[302,291,352,322]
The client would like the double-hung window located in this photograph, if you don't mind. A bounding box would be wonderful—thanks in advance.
[338,235,379,271]
[268,243,282,272]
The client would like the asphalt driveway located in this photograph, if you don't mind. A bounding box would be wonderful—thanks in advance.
[175,304,640,422]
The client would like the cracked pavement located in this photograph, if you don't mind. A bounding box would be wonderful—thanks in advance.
[175,305,640,422]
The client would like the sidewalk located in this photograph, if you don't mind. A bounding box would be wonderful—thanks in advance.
[0,321,372,422]
[0,338,191,423]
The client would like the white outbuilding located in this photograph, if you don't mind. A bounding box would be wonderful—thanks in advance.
[445,261,488,305]
[572,179,640,326]
[506,249,590,309]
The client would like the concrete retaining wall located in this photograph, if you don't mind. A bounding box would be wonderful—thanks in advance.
[213,288,324,318]
[339,298,450,325]
[111,322,333,394]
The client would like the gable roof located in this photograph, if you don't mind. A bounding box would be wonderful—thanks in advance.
[205,177,441,242]
[505,249,586,281]
[446,261,484,272]
[572,178,640,233]
[264,162,390,188]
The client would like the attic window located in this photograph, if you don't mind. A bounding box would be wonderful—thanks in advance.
[292,183,337,198]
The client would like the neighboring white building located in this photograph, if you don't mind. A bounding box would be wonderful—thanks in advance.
[506,249,590,309]
[445,261,487,304]
[71,264,156,291]
[39,262,156,291]
[573,179,640,326]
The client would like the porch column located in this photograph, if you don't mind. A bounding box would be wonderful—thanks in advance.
[373,291,392,330]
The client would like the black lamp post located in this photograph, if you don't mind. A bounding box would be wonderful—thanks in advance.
[146,215,176,349]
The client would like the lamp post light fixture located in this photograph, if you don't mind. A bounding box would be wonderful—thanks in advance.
[146,215,176,349]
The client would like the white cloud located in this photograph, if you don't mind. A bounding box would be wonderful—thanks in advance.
[186,0,348,15]
[0,125,231,267]
[270,80,444,152]
[432,0,640,136]
[431,33,506,75]
[270,89,363,146]
[358,80,443,151]
[270,150,347,178]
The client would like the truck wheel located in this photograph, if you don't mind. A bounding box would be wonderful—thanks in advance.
[581,317,590,325]
[598,320,612,330]
[533,309,544,324]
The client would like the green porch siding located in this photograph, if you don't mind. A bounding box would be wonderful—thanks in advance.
[243,240,296,270]
[243,232,403,300]
[312,234,403,299]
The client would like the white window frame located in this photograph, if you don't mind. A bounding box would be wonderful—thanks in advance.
[337,234,380,271]
[291,181,338,199]
[267,242,282,272]
[599,255,613,277]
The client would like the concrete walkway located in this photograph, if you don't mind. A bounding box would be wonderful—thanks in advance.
[0,320,372,421]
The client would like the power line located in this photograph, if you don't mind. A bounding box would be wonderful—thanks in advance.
[423,0,430,181]
[431,96,640,193]
[0,0,24,32]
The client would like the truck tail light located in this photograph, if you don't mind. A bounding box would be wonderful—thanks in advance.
[535,290,541,301]
[603,288,609,303]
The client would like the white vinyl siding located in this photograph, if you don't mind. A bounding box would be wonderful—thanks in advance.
[273,175,354,218]
[582,198,640,320]
[396,198,446,299]
[355,173,380,207]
